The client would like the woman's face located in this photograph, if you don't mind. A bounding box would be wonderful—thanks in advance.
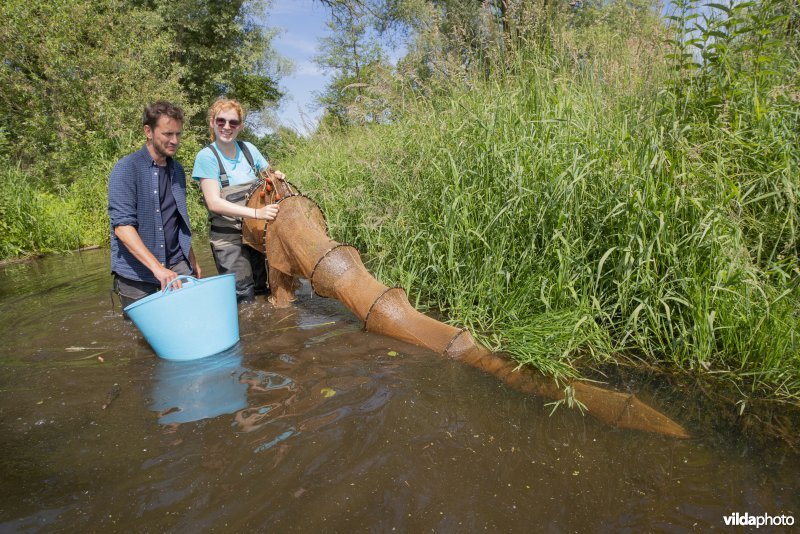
[212,108,242,143]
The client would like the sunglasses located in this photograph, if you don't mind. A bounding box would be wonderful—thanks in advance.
[215,117,241,128]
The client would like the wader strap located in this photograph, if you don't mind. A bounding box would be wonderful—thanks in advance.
[209,225,241,235]
[207,141,258,189]
[237,141,255,170]
[207,145,229,187]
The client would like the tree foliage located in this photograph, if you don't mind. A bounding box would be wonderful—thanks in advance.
[0,0,285,186]
[132,0,284,127]
[0,0,184,182]
[309,0,564,126]
[314,3,391,128]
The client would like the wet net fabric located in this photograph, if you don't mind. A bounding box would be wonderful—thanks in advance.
[240,172,689,438]
[364,288,461,353]
[242,174,469,352]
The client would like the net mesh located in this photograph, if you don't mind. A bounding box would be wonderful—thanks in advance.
[239,171,688,438]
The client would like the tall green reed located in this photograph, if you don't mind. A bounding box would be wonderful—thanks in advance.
[284,36,799,401]
[0,165,83,257]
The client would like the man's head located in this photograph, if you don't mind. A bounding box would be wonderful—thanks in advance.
[143,101,184,162]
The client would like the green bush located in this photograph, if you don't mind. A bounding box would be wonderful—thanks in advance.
[0,0,191,185]
[0,166,82,257]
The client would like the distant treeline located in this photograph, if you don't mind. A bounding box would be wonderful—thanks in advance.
[0,0,291,256]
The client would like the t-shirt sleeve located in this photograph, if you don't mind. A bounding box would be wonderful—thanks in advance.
[192,147,221,182]
[245,142,269,173]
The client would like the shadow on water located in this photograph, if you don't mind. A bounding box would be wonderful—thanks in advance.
[0,248,798,531]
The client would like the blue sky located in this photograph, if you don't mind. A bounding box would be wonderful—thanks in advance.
[265,0,405,135]
[268,0,332,134]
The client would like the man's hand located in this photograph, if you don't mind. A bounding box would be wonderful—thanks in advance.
[114,225,182,290]
[154,265,180,290]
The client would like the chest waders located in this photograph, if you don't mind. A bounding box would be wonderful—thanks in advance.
[207,141,268,302]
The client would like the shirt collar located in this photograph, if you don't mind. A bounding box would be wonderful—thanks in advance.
[139,145,172,170]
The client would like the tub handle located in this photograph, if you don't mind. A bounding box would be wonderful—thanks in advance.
[163,275,199,293]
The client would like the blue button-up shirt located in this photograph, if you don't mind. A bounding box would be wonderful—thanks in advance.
[108,145,193,283]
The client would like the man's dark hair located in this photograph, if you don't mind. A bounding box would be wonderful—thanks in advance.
[142,101,184,129]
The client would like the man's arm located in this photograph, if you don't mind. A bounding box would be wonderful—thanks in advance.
[109,158,185,290]
[114,225,182,289]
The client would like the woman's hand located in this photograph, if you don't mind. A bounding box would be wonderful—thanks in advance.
[255,204,280,221]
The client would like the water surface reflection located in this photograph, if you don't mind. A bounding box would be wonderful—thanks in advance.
[150,347,250,424]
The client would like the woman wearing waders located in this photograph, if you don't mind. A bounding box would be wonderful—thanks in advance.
[192,98,280,303]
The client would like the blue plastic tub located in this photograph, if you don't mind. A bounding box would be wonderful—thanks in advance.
[124,274,239,361]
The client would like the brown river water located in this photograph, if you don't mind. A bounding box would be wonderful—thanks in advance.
[0,248,797,532]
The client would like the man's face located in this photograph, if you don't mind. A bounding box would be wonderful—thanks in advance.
[145,116,182,160]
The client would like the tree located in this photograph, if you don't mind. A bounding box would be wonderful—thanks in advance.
[311,1,561,93]
[132,0,285,126]
[314,2,391,128]
[0,0,184,182]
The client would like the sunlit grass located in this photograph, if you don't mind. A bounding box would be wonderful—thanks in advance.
[283,49,799,403]
[0,134,208,259]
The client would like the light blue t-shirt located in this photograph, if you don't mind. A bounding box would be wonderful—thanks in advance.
[192,141,269,187]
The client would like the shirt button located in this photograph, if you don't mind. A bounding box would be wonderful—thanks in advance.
[160,245,164,248]
[154,190,157,194]
[156,209,160,212]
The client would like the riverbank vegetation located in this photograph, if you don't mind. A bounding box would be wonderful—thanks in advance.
[0,0,279,256]
[1,0,798,408]
[286,0,800,406]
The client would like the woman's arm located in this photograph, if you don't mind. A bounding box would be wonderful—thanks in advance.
[199,178,279,221]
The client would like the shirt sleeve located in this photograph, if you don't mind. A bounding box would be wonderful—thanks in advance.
[192,147,221,182]
[245,142,269,173]
[108,158,138,228]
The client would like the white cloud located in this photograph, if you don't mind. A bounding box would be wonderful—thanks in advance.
[276,36,318,55]
[293,60,325,77]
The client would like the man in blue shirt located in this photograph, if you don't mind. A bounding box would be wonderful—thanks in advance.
[108,101,202,308]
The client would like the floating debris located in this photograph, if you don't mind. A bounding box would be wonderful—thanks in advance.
[102,383,121,410]
[65,346,108,352]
